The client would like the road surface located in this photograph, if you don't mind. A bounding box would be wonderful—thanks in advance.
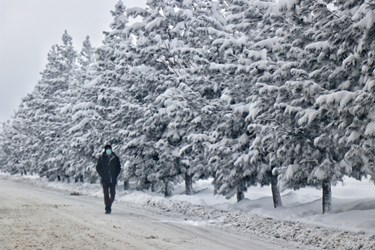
[0,177,302,250]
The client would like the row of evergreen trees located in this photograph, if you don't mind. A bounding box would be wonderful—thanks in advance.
[1,0,374,213]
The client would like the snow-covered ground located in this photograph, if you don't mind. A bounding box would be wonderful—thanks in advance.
[2,172,375,249]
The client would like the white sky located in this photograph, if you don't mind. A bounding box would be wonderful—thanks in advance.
[0,0,146,122]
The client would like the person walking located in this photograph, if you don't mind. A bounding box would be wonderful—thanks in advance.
[96,145,121,214]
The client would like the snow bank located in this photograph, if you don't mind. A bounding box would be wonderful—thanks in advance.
[117,179,375,250]
[1,173,375,250]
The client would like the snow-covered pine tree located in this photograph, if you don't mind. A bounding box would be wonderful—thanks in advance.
[258,0,375,213]
[61,35,101,183]
[78,36,96,85]
[0,120,29,175]
[252,1,340,213]
[89,0,160,190]
[81,0,137,165]
[48,31,79,182]
[122,0,227,195]
[207,0,289,204]
[165,0,236,199]
[154,83,211,195]
[310,0,375,205]
[235,0,323,208]
[290,1,350,214]
[124,0,188,195]
[25,30,78,181]
[4,94,43,176]
[0,127,7,173]
[0,30,79,180]
[292,0,375,213]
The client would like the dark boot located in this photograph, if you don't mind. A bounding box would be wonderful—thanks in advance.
[105,206,111,214]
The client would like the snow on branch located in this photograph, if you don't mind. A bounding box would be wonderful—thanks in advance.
[126,7,147,17]
[297,109,319,126]
[146,17,164,31]
[354,10,375,30]
[68,118,90,134]
[256,83,279,95]
[305,41,330,51]
[315,91,357,111]
[365,122,375,136]
[364,80,375,92]
[254,37,278,49]
[276,0,299,11]
[342,53,359,68]
[352,4,375,30]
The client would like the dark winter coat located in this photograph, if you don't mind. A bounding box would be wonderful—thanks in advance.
[96,152,121,184]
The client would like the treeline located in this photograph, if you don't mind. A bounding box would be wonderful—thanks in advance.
[0,0,374,214]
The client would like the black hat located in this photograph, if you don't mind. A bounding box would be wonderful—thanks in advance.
[104,145,112,150]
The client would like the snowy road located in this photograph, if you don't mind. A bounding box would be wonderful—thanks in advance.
[0,177,301,250]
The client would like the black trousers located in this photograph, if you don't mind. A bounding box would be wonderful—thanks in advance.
[102,182,116,209]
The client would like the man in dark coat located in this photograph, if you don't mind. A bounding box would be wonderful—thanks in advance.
[96,145,121,214]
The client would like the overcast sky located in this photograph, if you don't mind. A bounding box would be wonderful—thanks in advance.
[0,0,146,122]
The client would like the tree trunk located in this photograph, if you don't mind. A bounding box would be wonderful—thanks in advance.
[271,174,283,208]
[164,181,172,197]
[123,179,130,190]
[237,190,245,202]
[151,182,157,192]
[322,179,332,214]
[213,178,219,195]
[185,173,193,195]
[237,181,246,202]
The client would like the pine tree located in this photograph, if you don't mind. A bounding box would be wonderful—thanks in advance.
[78,36,96,84]
[308,1,375,214]
[63,35,102,183]
[122,0,227,195]
[253,0,375,213]
[23,30,79,180]
[255,1,339,213]
[207,0,287,204]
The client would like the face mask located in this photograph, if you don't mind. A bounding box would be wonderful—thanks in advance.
[106,149,112,155]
